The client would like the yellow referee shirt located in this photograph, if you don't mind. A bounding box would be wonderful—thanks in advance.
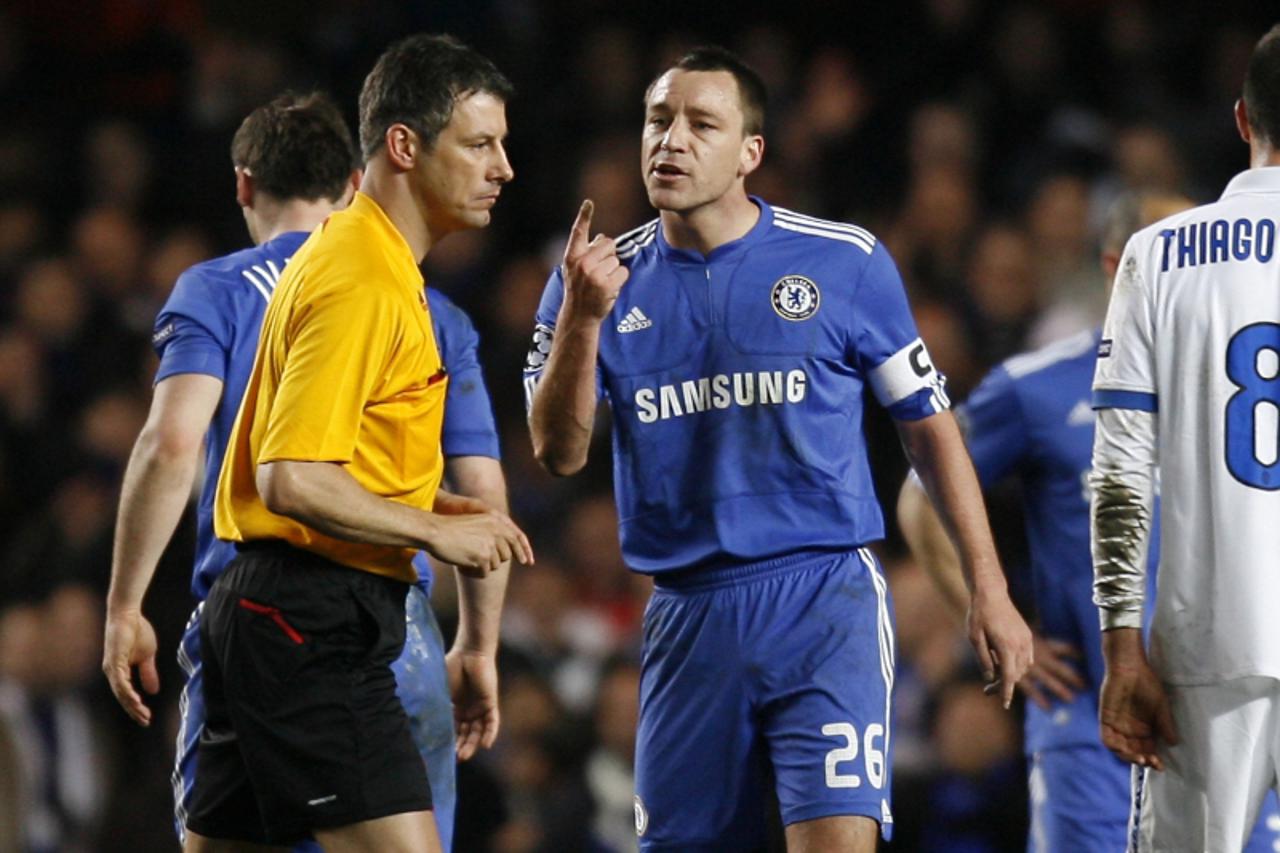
[214,192,447,583]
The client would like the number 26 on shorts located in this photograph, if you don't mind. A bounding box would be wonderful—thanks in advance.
[822,722,886,789]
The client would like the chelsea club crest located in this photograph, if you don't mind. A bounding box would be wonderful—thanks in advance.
[771,275,820,321]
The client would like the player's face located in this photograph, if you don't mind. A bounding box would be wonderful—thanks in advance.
[416,91,514,234]
[642,69,760,214]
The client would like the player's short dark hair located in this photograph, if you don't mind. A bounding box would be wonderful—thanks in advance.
[358,33,514,162]
[1244,24,1280,145]
[648,46,768,136]
[230,91,357,203]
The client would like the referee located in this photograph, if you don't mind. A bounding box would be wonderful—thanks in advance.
[185,35,531,853]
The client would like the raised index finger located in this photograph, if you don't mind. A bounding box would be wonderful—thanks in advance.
[565,199,595,260]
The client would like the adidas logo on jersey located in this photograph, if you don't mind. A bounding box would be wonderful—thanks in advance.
[617,306,653,333]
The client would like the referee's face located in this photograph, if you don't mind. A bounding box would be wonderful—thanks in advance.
[643,69,758,215]
[416,91,514,235]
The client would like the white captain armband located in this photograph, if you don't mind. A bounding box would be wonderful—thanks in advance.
[523,323,554,413]
[869,337,949,411]
[524,323,554,374]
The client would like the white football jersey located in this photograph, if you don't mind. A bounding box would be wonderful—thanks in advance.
[1094,166,1280,685]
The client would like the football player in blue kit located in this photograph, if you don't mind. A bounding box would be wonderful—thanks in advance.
[101,91,512,852]
[898,190,1280,852]
[526,47,1032,852]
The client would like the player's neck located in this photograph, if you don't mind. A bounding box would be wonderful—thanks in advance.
[1252,146,1280,169]
[359,164,437,262]
[660,191,760,257]
[252,198,340,245]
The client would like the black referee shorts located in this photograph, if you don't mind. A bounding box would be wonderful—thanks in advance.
[185,541,431,845]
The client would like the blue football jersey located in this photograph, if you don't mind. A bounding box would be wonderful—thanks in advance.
[408,289,502,588]
[526,199,947,573]
[153,232,499,600]
[428,289,501,461]
[153,232,307,600]
[960,328,1158,752]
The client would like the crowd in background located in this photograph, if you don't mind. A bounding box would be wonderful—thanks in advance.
[0,1,1272,850]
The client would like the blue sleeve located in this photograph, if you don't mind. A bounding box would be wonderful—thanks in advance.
[852,243,949,421]
[152,267,234,383]
[956,366,1028,487]
[153,316,229,383]
[523,267,605,410]
[428,289,501,459]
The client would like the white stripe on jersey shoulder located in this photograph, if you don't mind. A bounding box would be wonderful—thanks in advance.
[772,207,875,254]
[617,219,659,260]
[241,267,273,302]
[773,207,875,243]
[1003,328,1098,380]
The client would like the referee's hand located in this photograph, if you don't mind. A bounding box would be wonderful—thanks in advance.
[426,506,533,575]
[561,199,630,322]
[103,608,160,726]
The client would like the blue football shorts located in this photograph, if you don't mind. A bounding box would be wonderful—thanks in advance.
[175,583,456,851]
[391,584,456,851]
[634,548,895,852]
[1028,744,1131,853]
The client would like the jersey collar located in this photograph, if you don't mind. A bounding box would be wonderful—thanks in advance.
[655,196,774,263]
[265,230,310,253]
[347,191,424,292]
[1221,166,1280,199]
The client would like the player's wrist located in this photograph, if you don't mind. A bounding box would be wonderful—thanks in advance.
[450,639,497,658]
[557,304,609,333]
[416,509,447,552]
[105,597,144,618]
[1101,625,1146,665]
[966,564,1009,598]
[452,613,499,656]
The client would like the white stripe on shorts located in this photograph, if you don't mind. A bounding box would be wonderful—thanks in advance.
[860,547,894,787]
[172,602,202,842]
[1128,764,1146,853]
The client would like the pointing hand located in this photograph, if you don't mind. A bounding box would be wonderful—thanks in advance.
[561,199,630,321]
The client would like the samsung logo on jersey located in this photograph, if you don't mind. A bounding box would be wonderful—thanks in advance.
[1158,218,1277,272]
[635,369,808,423]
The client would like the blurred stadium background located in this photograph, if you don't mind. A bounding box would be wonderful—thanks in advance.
[0,1,1273,850]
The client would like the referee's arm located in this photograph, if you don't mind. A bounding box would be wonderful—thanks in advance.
[257,460,531,574]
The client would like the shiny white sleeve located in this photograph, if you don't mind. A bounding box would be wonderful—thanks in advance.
[1089,406,1157,631]
[1093,239,1158,412]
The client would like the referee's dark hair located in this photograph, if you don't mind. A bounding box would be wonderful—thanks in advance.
[648,46,768,136]
[231,91,357,203]
[1244,23,1280,144]
[359,33,514,163]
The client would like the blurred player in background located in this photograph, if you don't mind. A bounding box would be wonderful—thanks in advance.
[899,188,1280,851]
[527,46,1031,852]
[1091,23,1280,850]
